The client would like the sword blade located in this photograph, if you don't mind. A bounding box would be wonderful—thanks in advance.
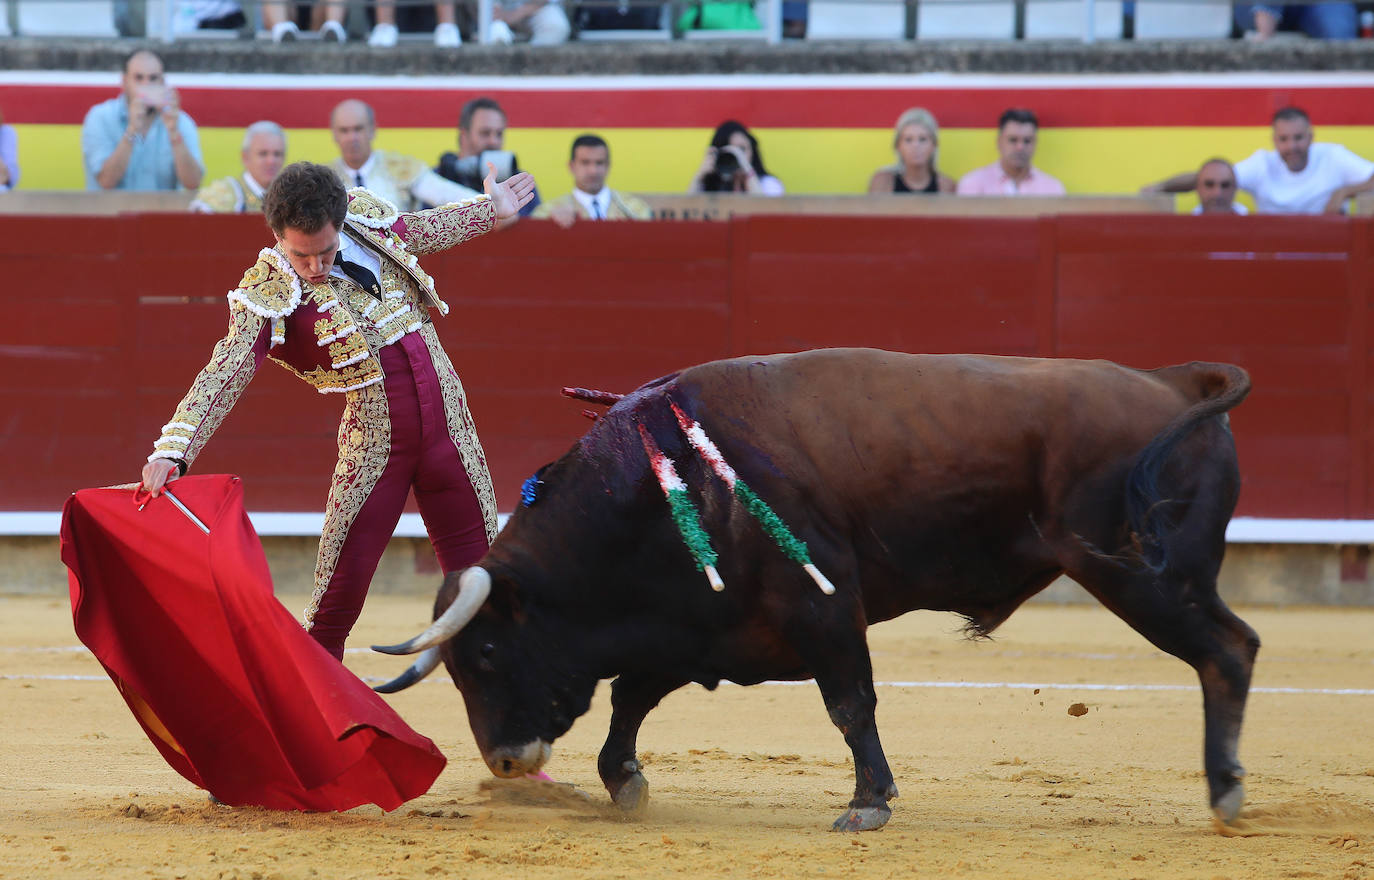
[162,488,210,535]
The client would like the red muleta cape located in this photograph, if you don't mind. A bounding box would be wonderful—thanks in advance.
[59,474,446,811]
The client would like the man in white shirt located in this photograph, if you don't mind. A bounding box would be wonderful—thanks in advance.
[327,99,479,212]
[1144,107,1374,214]
[533,134,652,228]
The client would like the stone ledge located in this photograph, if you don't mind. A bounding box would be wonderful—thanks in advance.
[5,35,1374,76]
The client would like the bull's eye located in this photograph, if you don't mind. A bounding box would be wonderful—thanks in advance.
[478,643,495,671]
[480,643,495,658]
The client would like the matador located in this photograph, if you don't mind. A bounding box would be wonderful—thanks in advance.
[140,160,536,659]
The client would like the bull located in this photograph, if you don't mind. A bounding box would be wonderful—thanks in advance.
[375,349,1258,832]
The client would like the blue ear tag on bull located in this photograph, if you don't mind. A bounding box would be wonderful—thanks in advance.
[520,474,544,507]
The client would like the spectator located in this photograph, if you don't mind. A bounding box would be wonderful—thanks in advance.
[190,121,287,214]
[689,120,785,196]
[0,108,17,192]
[1143,107,1374,214]
[1192,158,1248,215]
[82,49,204,192]
[435,97,542,217]
[677,0,761,31]
[782,0,807,38]
[956,108,1065,196]
[534,134,652,227]
[114,1,145,36]
[483,0,571,44]
[261,1,346,42]
[173,1,246,33]
[1234,3,1357,40]
[328,99,480,212]
[369,2,463,46]
[576,0,664,31]
[867,107,956,195]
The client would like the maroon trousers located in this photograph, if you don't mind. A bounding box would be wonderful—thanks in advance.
[309,334,489,659]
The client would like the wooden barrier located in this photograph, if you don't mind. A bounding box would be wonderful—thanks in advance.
[0,211,1366,521]
[0,191,1172,218]
[0,191,193,214]
[640,194,1175,220]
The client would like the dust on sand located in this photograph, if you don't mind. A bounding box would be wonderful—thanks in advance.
[2,596,1372,880]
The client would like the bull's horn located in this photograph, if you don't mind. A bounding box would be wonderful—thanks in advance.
[372,566,492,655]
[372,646,442,693]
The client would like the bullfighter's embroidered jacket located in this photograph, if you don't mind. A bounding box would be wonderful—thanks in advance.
[146,188,499,539]
[190,172,267,214]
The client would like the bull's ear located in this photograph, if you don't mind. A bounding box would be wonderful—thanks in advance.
[485,573,527,624]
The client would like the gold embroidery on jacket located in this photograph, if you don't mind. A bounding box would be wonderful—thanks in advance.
[344,187,401,226]
[343,217,445,313]
[398,198,495,257]
[231,253,300,317]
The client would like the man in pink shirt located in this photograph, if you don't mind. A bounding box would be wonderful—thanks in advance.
[956,108,1066,196]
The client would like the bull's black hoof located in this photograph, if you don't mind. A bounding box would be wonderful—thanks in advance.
[1211,780,1245,825]
[610,772,649,812]
[831,805,891,832]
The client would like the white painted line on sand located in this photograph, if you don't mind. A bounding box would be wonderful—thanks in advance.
[4,673,1371,696]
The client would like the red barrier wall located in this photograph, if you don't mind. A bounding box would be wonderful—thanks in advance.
[0,213,1364,519]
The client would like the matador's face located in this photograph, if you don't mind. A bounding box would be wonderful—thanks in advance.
[277,224,341,287]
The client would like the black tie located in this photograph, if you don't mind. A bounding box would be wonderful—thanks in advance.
[354,172,364,187]
[590,199,603,220]
[335,251,382,299]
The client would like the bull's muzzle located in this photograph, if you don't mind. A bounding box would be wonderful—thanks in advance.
[484,740,552,778]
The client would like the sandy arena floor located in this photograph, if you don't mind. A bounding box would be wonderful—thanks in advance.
[1,593,1371,880]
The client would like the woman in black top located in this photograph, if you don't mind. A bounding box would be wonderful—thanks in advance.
[867,107,956,195]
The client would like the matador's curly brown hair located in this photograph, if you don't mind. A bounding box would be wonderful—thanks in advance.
[263,162,347,237]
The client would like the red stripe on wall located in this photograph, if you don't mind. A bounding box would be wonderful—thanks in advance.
[9,84,1374,129]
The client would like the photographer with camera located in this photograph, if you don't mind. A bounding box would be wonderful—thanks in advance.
[434,97,542,218]
[82,49,203,192]
[688,120,784,196]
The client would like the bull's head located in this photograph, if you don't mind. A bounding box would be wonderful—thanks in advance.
[374,565,596,779]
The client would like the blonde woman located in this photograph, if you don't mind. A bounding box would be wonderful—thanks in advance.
[867,108,955,195]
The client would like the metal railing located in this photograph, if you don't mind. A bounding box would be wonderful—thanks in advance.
[0,0,1366,46]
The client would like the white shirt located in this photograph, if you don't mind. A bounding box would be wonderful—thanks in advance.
[572,187,610,219]
[241,171,265,201]
[1233,142,1374,214]
[345,150,479,213]
[329,231,383,286]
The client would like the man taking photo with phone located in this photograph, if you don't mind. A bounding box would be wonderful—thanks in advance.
[82,48,204,192]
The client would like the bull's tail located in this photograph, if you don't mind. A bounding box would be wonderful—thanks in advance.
[1124,362,1251,573]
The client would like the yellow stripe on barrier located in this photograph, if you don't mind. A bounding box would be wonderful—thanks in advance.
[21,122,1374,213]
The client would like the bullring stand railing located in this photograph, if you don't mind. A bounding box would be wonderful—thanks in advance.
[5,0,1325,46]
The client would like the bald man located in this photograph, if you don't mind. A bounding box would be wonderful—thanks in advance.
[1144,107,1374,214]
[1192,159,1247,215]
[328,99,478,211]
